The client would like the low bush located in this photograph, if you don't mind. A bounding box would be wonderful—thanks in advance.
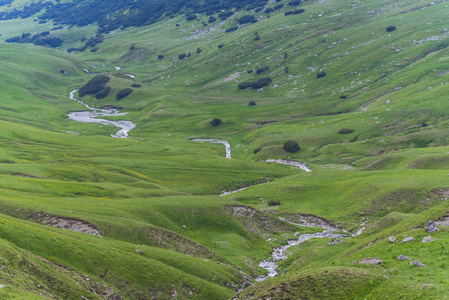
[252,77,272,89]
[208,16,216,23]
[256,66,269,74]
[254,147,262,154]
[218,11,234,20]
[249,101,256,106]
[226,26,238,33]
[186,14,197,21]
[179,53,187,60]
[237,15,258,24]
[158,55,164,59]
[340,95,347,99]
[131,84,141,88]
[283,140,300,152]
[284,66,288,73]
[116,88,133,100]
[265,8,274,13]
[386,26,396,32]
[238,82,253,89]
[95,86,111,99]
[317,71,326,78]
[248,70,254,74]
[268,200,281,206]
[338,128,354,134]
[255,35,261,41]
[289,0,301,5]
[196,47,202,54]
[293,9,305,14]
[274,4,284,10]
[254,7,263,12]
[218,44,224,49]
[210,118,221,126]
[79,75,110,97]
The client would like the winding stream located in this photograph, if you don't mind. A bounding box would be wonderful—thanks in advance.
[256,230,350,281]
[266,159,312,172]
[192,139,231,159]
[68,90,136,138]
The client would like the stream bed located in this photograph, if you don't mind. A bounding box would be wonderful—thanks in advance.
[68,90,136,138]
[192,139,231,159]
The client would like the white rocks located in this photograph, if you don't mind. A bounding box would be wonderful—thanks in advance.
[421,284,434,289]
[358,258,383,265]
[427,220,439,233]
[192,139,231,159]
[410,260,425,268]
[388,236,396,243]
[421,236,435,243]
[401,237,415,243]
[398,255,411,261]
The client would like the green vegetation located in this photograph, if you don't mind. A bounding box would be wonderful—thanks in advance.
[1,0,449,298]
[283,140,300,153]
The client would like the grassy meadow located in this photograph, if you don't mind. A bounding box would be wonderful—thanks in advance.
[0,0,449,298]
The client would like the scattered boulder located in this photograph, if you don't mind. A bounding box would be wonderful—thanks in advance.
[358,258,383,265]
[421,284,434,289]
[427,220,439,233]
[401,237,414,243]
[410,260,425,268]
[398,255,411,261]
[388,236,397,243]
[421,236,435,243]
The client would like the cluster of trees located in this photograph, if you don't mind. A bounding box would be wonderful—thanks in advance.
[37,0,269,33]
[79,76,110,97]
[67,34,104,53]
[0,1,51,20]
[5,31,62,48]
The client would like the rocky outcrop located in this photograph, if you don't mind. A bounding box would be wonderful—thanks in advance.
[388,236,396,243]
[422,236,435,243]
[358,258,383,265]
[398,255,411,261]
[401,237,414,243]
[427,220,439,233]
[41,216,102,236]
[410,261,425,267]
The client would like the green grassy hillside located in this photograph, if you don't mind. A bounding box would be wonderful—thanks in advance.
[0,0,449,298]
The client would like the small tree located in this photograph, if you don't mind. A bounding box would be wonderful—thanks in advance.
[338,128,354,134]
[283,140,300,152]
[386,26,396,32]
[317,71,326,78]
[179,53,187,60]
[196,47,202,54]
[211,118,221,126]
[249,101,256,106]
[268,199,280,206]
[284,66,289,74]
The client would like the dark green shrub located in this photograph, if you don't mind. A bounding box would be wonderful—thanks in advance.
[226,26,238,33]
[274,4,284,10]
[179,53,187,60]
[238,82,253,89]
[79,75,110,97]
[187,52,191,57]
[293,9,305,14]
[256,66,269,74]
[116,88,133,100]
[386,26,396,32]
[284,66,288,73]
[132,84,141,88]
[196,47,202,54]
[218,44,224,49]
[284,53,288,59]
[265,8,274,13]
[339,128,354,134]
[158,55,164,59]
[285,11,293,15]
[317,71,326,78]
[186,14,197,21]
[283,140,300,152]
[249,101,256,106]
[254,147,262,154]
[288,0,301,5]
[255,35,261,41]
[251,77,272,89]
[255,7,263,12]
[208,16,216,23]
[210,118,221,126]
[268,199,280,206]
[340,95,347,99]
[248,70,254,74]
[237,15,257,24]
[218,11,234,20]
[95,86,111,99]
